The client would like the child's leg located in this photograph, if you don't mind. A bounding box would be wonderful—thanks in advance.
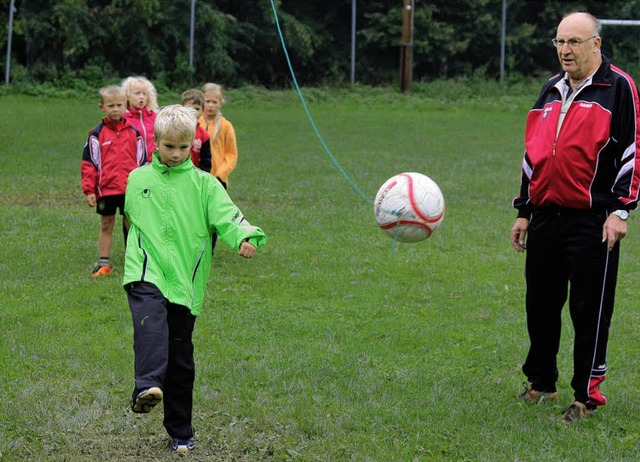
[126,282,170,394]
[163,305,196,440]
[97,214,116,261]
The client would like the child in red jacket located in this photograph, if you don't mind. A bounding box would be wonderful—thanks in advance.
[81,85,146,277]
[122,76,158,161]
[180,88,212,172]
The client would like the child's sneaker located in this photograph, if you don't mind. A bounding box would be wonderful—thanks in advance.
[92,265,112,277]
[131,387,163,413]
[171,438,195,453]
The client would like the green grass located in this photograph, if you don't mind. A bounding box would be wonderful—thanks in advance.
[1,87,640,461]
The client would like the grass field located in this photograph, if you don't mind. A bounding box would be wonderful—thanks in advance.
[1,86,639,461]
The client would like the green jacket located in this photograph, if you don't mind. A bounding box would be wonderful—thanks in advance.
[123,153,266,315]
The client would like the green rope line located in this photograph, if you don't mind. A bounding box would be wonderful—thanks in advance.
[269,0,402,251]
[268,0,372,205]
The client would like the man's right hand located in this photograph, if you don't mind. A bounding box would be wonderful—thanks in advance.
[510,217,529,252]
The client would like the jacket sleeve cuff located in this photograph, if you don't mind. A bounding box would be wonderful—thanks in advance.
[241,233,267,250]
[516,206,532,220]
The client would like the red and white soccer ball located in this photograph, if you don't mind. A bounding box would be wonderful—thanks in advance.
[373,172,445,242]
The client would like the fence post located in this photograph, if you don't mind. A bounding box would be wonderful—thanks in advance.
[400,0,414,93]
[6,0,16,85]
[351,0,356,85]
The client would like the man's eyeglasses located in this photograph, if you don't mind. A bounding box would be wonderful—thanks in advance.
[552,36,597,49]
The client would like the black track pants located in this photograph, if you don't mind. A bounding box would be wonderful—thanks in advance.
[126,282,197,439]
[522,208,618,405]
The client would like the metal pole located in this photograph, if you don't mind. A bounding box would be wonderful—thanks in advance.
[351,0,356,85]
[500,0,506,85]
[189,0,195,67]
[6,0,15,85]
[400,0,414,93]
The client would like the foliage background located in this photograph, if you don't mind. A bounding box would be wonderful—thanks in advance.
[3,1,640,89]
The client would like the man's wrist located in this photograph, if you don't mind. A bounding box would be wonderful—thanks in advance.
[612,209,629,221]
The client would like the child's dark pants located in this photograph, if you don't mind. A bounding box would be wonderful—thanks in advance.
[126,282,196,440]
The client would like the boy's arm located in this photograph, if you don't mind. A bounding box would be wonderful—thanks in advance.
[215,122,238,180]
[199,138,212,173]
[135,129,147,166]
[207,180,266,251]
[81,161,98,196]
[81,133,99,196]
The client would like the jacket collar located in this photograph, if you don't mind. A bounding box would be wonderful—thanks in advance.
[151,152,194,174]
[127,106,154,117]
[102,117,130,130]
[589,54,612,86]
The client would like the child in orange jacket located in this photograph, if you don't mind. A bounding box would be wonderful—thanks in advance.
[199,83,237,189]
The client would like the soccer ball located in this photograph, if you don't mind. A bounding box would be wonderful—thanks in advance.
[373,172,445,242]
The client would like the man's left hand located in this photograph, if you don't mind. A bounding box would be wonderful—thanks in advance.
[602,214,628,251]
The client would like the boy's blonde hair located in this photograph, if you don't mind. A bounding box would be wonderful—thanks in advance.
[99,84,125,103]
[181,88,205,107]
[121,76,159,111]
[202,82,226,104]
[154,105,197,142]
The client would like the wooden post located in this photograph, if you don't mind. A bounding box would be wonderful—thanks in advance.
[400,0,414,93]
[6,0,16,85]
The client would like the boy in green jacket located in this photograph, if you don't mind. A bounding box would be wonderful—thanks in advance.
[123,105,266,453]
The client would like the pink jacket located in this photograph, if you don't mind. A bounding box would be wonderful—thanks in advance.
[123,107,157,161]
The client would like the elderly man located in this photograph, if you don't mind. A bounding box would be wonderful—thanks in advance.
[511,11,640,423]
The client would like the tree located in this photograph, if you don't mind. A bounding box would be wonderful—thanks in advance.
[5,0,640,88]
